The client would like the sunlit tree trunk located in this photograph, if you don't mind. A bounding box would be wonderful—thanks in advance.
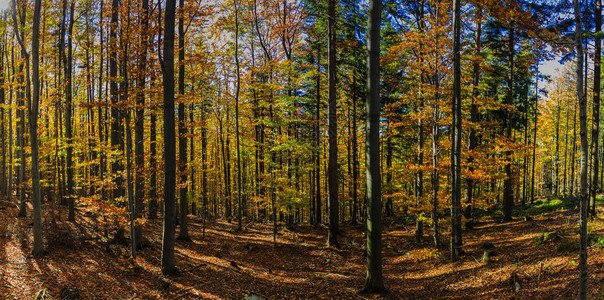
[362,0,385,293]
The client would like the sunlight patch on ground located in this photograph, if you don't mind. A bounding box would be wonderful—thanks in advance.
[3,239,35,297]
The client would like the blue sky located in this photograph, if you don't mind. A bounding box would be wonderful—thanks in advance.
[0,0,8,11]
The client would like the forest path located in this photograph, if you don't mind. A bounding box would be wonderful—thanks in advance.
[0,199,46,299]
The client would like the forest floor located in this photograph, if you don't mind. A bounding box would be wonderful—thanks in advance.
[0,197,603,299]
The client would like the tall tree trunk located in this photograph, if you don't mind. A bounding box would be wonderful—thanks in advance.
[31,0,43,257]
[450,0,463,261]
[362,0,385,293]
[110,0,124,208]
[314,45,321,226]
[465,6,482,229]
[134,0,149,245]
[177,0,189,241]
[352,73,358,224]
[571,92,578,196]
[327,0,339,248]
[554,84,561,196]
[13,0,28,219]
[530,74,538,203]
[235,0,244,232]
[574,0,588,297]
[503,24,515,221]
[591,0,601,217]
[0,42,5,198]
[60,0,76,222]
[563,96,569,196]
[161,0,177,275]
[97,0,105,202]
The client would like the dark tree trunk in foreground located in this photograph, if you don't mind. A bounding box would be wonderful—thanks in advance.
[362,0,386,293]
[31,0,43,257]
[161,0,177,276]
[327,0,339,248]
[574,0,588,297]
[450,0,463,262]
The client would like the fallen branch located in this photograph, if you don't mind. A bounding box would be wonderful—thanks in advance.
[173,288,193,300]
[186,263,206,273]
[314,272,351,279]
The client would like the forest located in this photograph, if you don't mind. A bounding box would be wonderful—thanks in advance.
[0,0,604,298]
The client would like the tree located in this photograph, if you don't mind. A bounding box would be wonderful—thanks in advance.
[31,0,43,257]
[162,0,177,276]
[133,0,150,248]
[177,0,189,241]
[362,0,386,294]
[574,0,588,297]
[327,0,339,248]
[590,0,601,218]
[450,0,463,261]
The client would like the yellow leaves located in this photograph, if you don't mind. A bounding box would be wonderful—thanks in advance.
[408,247,442,263]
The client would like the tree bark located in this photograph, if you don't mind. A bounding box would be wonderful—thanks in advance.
[590,0,601,217]
[363,0,385,293]
[327,0,339,248]
[503,24,515,221]
[31,0,43,257]
[574,0,588,297]
[177,0,189,241]
[450,0,463,261]
[162,0,177,275]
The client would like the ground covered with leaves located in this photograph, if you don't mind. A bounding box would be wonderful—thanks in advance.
[0,197,603,299]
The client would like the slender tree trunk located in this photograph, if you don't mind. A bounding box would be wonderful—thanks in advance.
[110,0,124,206]
[315,45,321,226]
[574,0,588,297]
[571,93,578,196]
[126,110,135,258]
[133,0,149,246]
[530,73,538,203]
[13,0,28,219]
[465,6,481,229]
[177,0,189,241]
[161,0,177,275]
[563,98,569,196]
[362,0,385,293]
[451,0,463,261]
[31,0,43,257]
[327,0,339,248]
[352,73,358,224]
[554,85,561,196]
[234,0,244,232]
[503,24,515,221]
[591,0,601,217]
[60,0,76,222]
